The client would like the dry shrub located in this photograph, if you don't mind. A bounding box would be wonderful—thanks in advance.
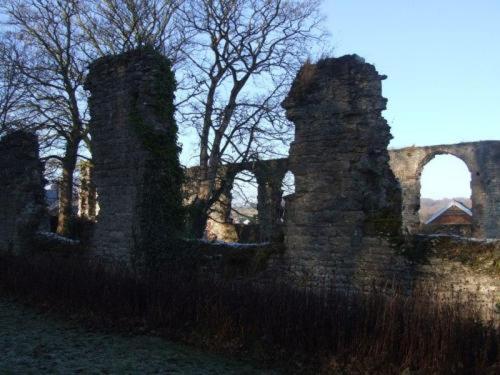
[0,253,497,374]
[294,59,317,97]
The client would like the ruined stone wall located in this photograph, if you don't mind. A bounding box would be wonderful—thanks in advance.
[0,131,47,254]
[85,48,183,266]
[184,158,289,243]
[80,48,498,317]
[389,141,500,239]
[411,235,500,321]
[281,56,406,289]
[178,54,499,317]
[189,139,500,243]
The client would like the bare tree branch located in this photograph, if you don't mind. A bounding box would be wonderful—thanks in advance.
[178,0,326,235]
[0,0,89,235]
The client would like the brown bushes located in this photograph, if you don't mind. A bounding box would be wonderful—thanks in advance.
[0,253,497,374]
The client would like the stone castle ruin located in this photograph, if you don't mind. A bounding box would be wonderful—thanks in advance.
[0,131,47,254]
[84,49,183,266]
[0,49,498,318]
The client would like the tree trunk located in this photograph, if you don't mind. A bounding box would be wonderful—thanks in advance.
[189,199,209,239]
[56,141,78,236]
[188,177,211,238]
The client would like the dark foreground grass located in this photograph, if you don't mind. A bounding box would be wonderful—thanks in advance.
[0,299,273,374]
[0,253,497,374]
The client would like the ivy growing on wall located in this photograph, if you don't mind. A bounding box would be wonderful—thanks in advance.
[127,48,184,272]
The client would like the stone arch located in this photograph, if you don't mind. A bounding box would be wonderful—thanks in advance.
[388,142,500,238]
[415,148,481,236]
[415,149,474,181]
[205,165,262,243]
[202,158,289,243]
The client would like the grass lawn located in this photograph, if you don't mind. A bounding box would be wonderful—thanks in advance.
[0,298,276,374]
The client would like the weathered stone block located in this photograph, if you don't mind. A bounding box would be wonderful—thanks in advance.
[85,48,183,267]
[281,55,403,289]
[0,131,47,254]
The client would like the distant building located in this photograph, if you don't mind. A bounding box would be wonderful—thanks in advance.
[425,200,472,225]
[423,200,472,236]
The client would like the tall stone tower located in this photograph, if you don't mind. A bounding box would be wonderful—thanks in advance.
[85,49,183,268]
[282,55,404,289]
[0,131,47,254]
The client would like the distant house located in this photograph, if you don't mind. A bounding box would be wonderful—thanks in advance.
[423,200,472,236]
[425,200,472,225]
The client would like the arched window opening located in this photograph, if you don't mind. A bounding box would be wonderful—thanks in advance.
[280,171,295,222]
[230,170,259,225]
[204,170,259,243]
[419,154,472,236]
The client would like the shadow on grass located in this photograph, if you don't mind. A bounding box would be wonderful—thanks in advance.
[0,252,497,374]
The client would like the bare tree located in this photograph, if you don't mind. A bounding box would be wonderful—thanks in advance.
[78,0,186,62]
[178,0,325,236]
[0,41,30,134]
[1,0,89,235]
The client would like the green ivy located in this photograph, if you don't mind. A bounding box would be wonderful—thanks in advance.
[127,48,184,272]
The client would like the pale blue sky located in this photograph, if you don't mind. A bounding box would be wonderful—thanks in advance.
[420,154,471,199]
[322,0,499,199]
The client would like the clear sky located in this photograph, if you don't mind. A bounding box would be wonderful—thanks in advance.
[420,154,471,199]
[321,0,499,199]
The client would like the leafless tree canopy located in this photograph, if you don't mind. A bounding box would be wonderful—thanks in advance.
[1,0,89,153]
[0,0,89,234]
[0,41,31,134]
[179,0,324,168]
[79,0,185,63]
[177,0,325,234]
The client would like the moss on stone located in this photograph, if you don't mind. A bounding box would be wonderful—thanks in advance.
[183,240,284,278]
[364,208,404,249]
[127,48,184,271]
[432,237,500,277]
[402,235,500,277]
[220,243,283,278]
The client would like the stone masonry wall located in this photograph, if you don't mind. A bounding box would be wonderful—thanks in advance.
[184,158,289,243]
[281,56,407,289]
[85,49,182,266]
[78,162,98,220]
[389,141,500,239]
[0,131,47,254]
[411,235,500,321]
[184,140,499,243]
[80,49,498,318]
